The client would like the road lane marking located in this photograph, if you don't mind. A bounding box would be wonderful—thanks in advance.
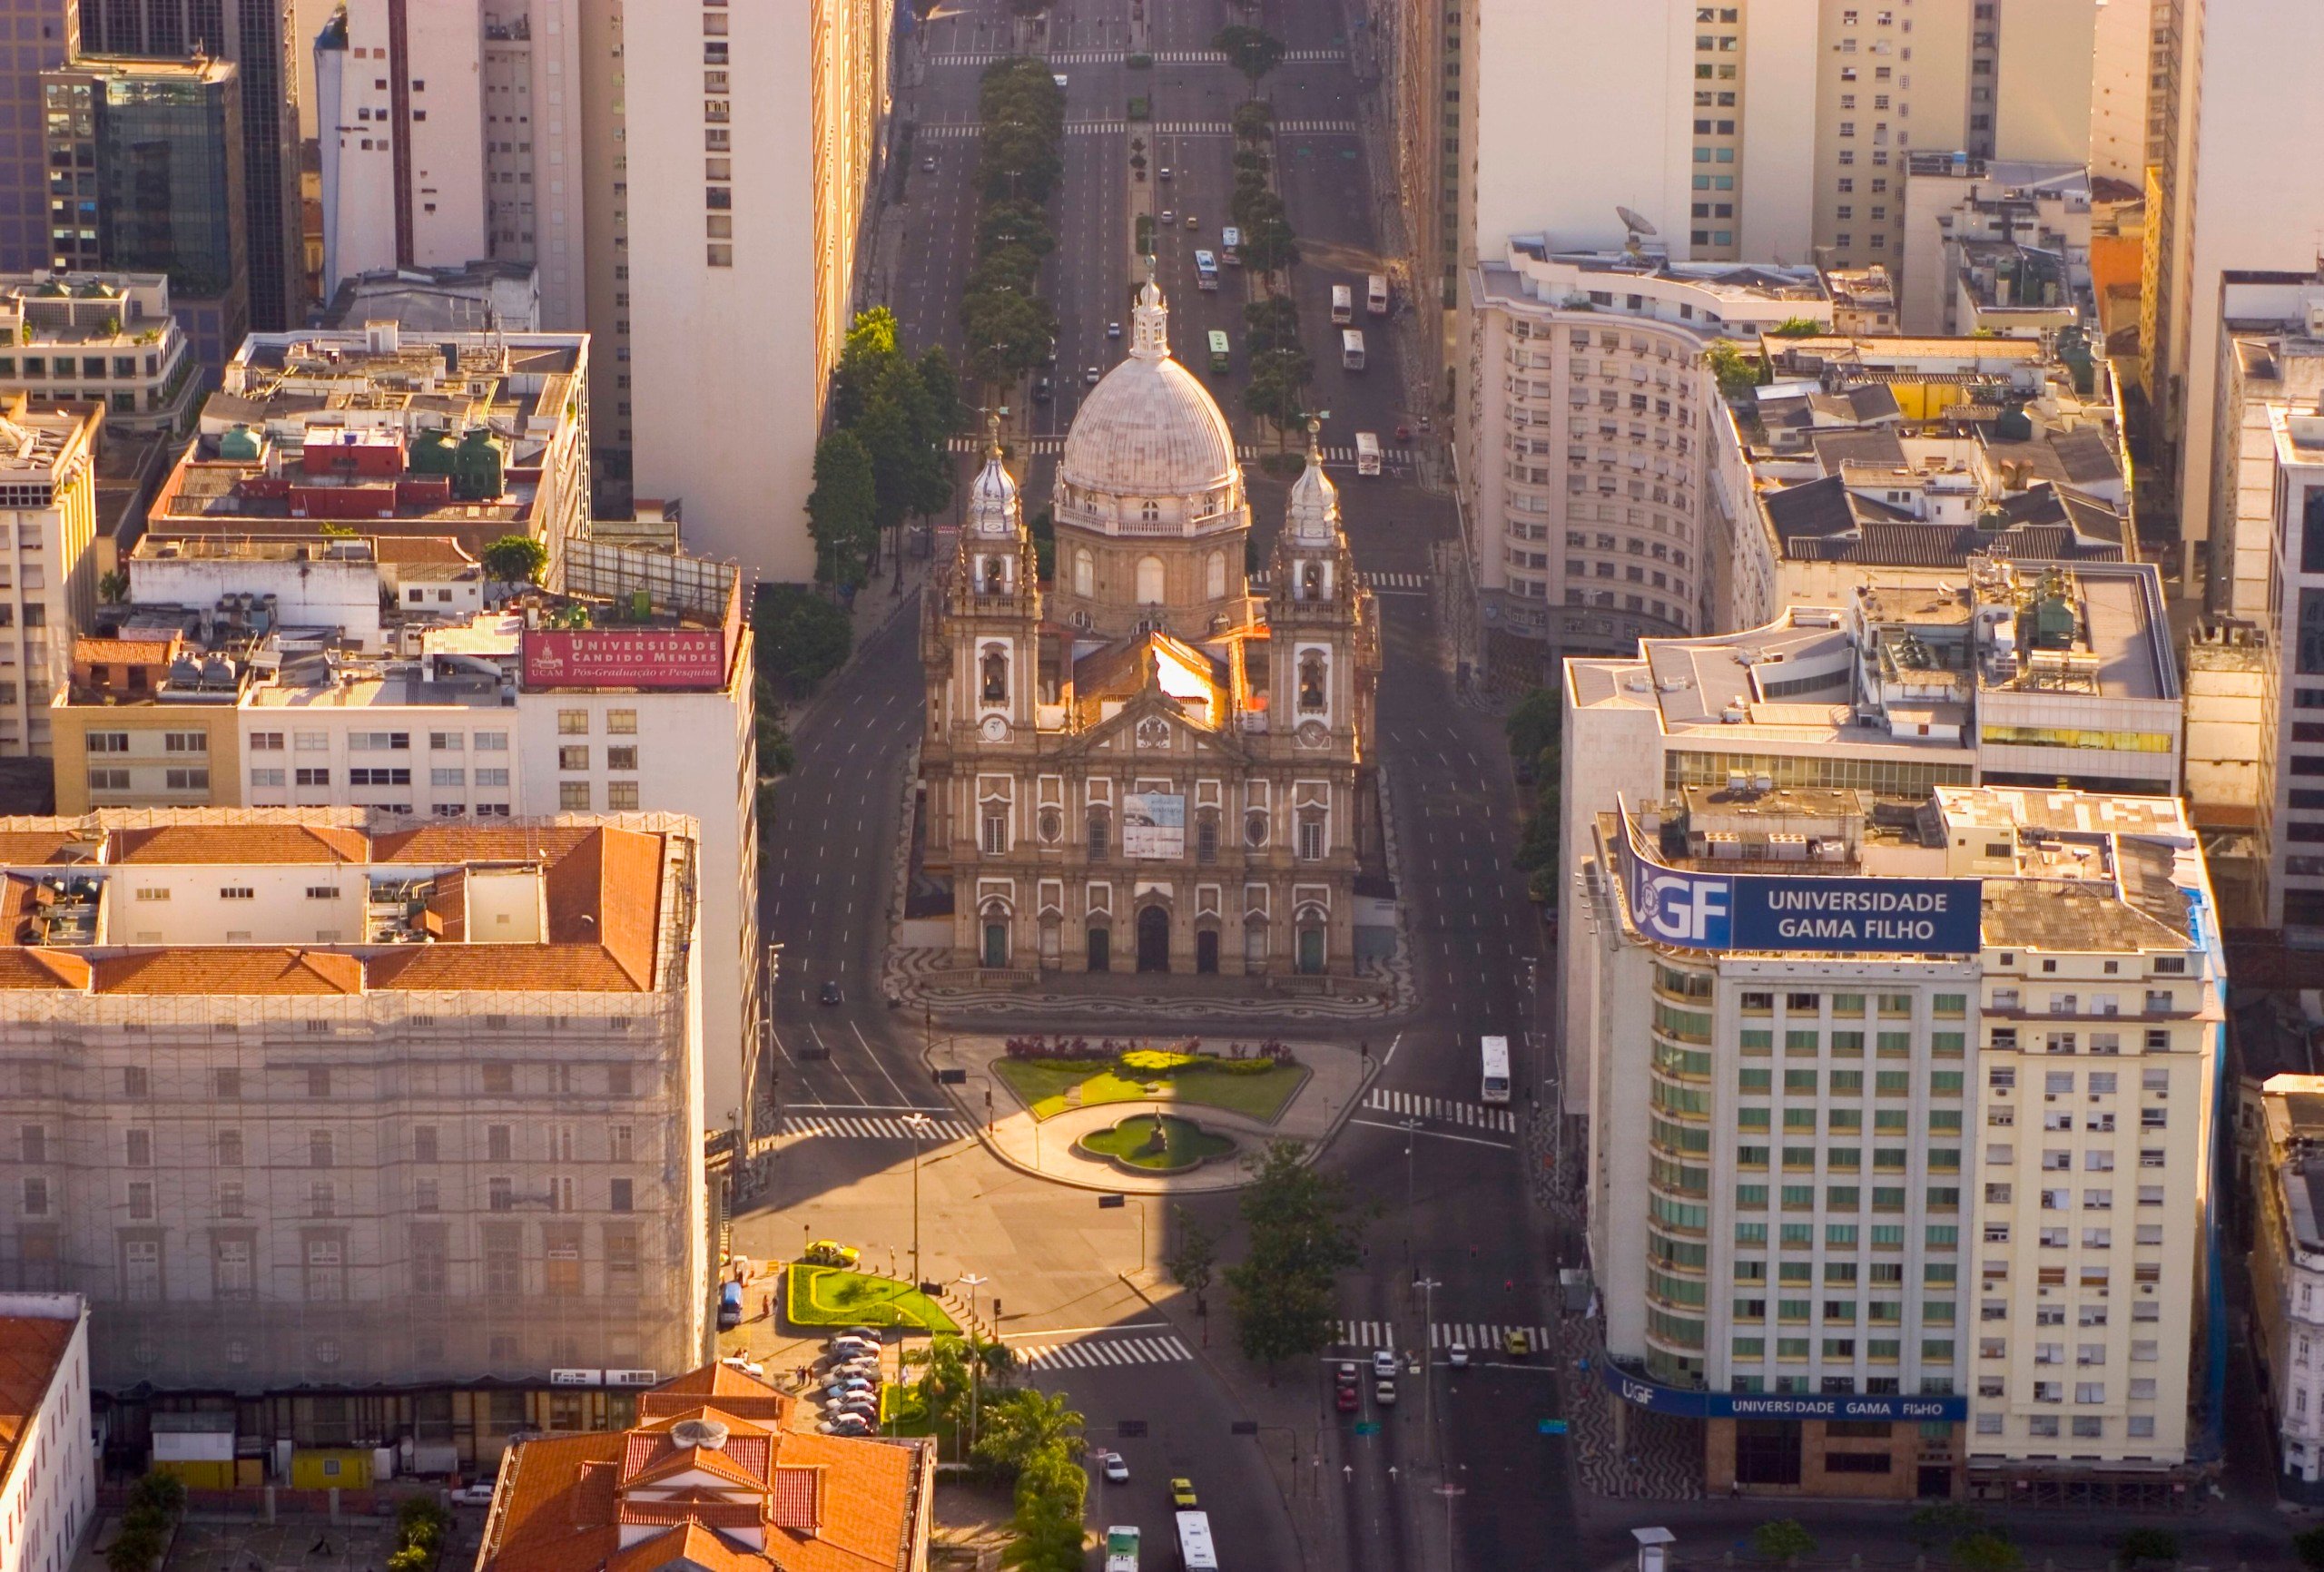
[1346,1117,1512,1151]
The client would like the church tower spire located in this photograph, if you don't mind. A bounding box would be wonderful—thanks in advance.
[1129,258,1170,360]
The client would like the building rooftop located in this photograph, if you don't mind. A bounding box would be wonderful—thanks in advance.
[479,1365,931,1572]
[1475,240,1830,335]
[0,814,679,996]
[0,1305,75,1508]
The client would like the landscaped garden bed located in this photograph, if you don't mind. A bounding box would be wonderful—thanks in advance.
[991,1036,1308,1123]
[786,1262,961,1332]
[1074,1112,1236,1174]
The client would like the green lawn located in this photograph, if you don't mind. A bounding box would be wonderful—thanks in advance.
[1078,1113,1236,1171]
[786,1264,960,1333]
[993,1057,1307,1123]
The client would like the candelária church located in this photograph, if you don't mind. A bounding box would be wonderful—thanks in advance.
[918,279,1381,978]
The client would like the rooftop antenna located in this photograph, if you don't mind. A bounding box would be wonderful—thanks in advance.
[1617,205,1658,261]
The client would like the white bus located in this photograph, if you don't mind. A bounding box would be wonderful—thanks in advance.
[1366,272,1390,315]
[1354,431,1381,476]
[1194,251,1218,290]
[1330,284,1353,324]
[1341,329,1365,370]
[1105,1526,1141,1572]
[1175,1512,1217,1572]
[1481,1035,1512,1104]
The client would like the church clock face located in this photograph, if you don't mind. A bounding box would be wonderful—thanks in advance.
[980,715,1009,742]
[1295,720,1330,749]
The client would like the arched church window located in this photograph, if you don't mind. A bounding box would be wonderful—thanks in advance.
[1206,551,1226,601]
[981,649,1008,704]
[1301,562,1324,600]
[1074,549,1094,599]
[1087,811,1110,859]
[1136,555,1166,605]
[1140,499,1161,524]
[1298,652,1327,712]
[981,555,1005,591]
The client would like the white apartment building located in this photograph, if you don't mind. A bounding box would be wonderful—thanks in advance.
[313,3,587,333]
[615,0,891,575]
[0,402,97,762]
[0,275,196,436]
[2252,1075,2324,1501]
[1573,781,2220,1498]
[0,812,709,1395]
[54,535,762,1146]
[1461,241,1828,670]
[2086,0,2153,187]
[1560,560,2184,1107]
[1466,1,2124,274]
[0,1294,93,1572]
[2198,270,2324,934]
[2145,0,2324,586]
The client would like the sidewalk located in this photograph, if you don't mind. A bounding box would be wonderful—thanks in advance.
[925,1033,1375,1193]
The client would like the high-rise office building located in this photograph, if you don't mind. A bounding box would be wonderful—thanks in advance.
[40,54,249,368]
[1464,1,2109,273]
[0,0,77,275]
[607,0,890,573]
[78,0,305,330]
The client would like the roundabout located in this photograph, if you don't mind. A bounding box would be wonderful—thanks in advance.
[1073,1110,1237,1175]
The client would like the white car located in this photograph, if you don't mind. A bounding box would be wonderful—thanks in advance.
[1374,1380,1398,1406]
[1372,1350,1398,1378]
[1101,1452,1129,1484]
[450,1483,497,1508]
[1446,1345,1472,1370]
[721,1355,765,1379]
[1053,74,1068,88]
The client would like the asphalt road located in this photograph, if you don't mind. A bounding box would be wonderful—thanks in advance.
[746,0,1575,1567]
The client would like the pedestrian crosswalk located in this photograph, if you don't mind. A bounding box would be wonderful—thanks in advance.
[1275,120,1361,134]
[917,123,982,139]
[1330,1321,1554,1351]
[1249,569,1428,594]
[779,1112,977,1141]
[1013,1332,1195,1371]
[1363,1088,1518,1132]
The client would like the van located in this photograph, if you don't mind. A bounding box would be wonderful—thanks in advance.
[717,1280,743,1331]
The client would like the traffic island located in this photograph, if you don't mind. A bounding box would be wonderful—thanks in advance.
[1074,1112,1236,1175]
[784,1263,961,1333]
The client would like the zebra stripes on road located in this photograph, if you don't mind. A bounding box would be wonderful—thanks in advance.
[1249,569,1428,594]
[1275,120,1361,134]
[1362,1089,1518,1132]
[1331,1321,1555,1351]
[1014,1333,1195,1371]
[778,1114,977,1141]
[1429,1323,1553,1351]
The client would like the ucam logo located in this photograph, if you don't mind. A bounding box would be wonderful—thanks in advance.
[1633,868,1731,947]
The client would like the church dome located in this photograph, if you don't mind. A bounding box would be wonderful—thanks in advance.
[1058,279,1239,504]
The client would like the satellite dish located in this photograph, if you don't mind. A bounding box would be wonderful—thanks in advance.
[1616,206,1659,238]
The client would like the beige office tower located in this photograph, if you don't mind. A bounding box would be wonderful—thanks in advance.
[586,0,890,572]
[1463,1,2110,271]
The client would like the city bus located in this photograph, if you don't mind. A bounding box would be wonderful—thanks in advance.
[1194,250,1218,290]
[1341,329,1365,371]
[1206,329,1231,377]
[1481,1036,1512,1104]
[1219,226,1242,266]
[1175,1513,1216,1572]
[1354,431,1381,476]
[1366,272,1390,315]
[1330,284,1354,324]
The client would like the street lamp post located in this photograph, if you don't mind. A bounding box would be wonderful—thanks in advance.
[904,1112,931,1286]
[1433,1471,1468,1570]
[957,1270,990,1461]
[1413,1276,1442,1463]
[1399,1117,1421,1268]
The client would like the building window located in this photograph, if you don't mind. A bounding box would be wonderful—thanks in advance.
[607,781,640,811]
[561,781,591,811]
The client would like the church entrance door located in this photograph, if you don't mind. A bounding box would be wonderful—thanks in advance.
[1087,926,1110,972]
[1196,929,1219,974]
[1296,926,1324,975]
[982,922,1009,968]
[1137,906,1170,973]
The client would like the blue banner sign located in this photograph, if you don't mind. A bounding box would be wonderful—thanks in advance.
[1601,1362,1966,1422]
[1619,811,1982,956]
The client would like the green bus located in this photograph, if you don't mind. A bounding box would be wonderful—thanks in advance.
[1206,329,1230,376]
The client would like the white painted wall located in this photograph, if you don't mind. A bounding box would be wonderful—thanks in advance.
[2088,0,2153,184]
[1994,1,2095,165]
[1735,0,1818,265]
[0,1296,92,1572]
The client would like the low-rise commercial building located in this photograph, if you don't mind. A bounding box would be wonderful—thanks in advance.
[0,811,709,1398]
[1575,781,2221,1499]
[0,275,197,436]
[49,533,760,1145]
[1897,159,2091,339]
[0,1293,93,1572]
[0,401,101,763]
[2250,1074,2324,1501]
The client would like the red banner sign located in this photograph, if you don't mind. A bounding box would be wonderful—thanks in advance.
[520,628,728,691]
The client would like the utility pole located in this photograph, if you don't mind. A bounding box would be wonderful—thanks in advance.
[1400,1117,1421,1270]
[1414,1276,1442,1464]
[904,1112,931,1286]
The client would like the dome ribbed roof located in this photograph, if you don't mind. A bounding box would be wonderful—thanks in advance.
[1059,280,1238,499]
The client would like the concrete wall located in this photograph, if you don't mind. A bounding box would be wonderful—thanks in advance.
[1735,0,1818,266]
[1994,1,2095,165]
[2088,0,2152,184]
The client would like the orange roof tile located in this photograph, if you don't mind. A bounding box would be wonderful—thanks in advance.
[639,1365,794,1417]
[372,535,477,565]
[0,1316,74,1500]
[544,829,663,988]
[0,832,92,866]
[110,825,369,865]
[91,948,362,996]
[370,825,596,864]
[365,943,644,992]
[622,1441,766,1494]
[606,1524,760,1572]
[73,634,176,666]
[0,950,89,990]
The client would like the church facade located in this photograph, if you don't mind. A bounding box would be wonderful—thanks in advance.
[918,280,1380,977]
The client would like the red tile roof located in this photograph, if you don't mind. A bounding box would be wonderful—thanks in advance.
[110,825,370,865]
[92,948,364,996]
[73,635,177,666]
[0,1316,75,1500]
[0,950,90,990]
[0,832,94,866]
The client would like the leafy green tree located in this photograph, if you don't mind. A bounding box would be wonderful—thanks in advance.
[1949,1536,2023,1572]
[1029,506,1056,581]
[753,583,854,691]
[481,533,548,585]
[1226,1140,1364,1374]
[1244,295,1302,356]
[1750,1519,1817,1567]
[978,199,1057,257]
[961,289,1059,386]
[831,307,902,427]
[1505,686,1561,769]
[1705,340,1761,401]
[1243,348,1313,446]
[1240,216,1299,280]
[804,430,878,586]
[2113,1528,2180,1567]
[1230,180,1286,232]
[97,568,128,604]
[103,1527,163,1572]
[1166,1204,1218,1297]
[973,1388,1085,1478]
[1231,147,1272,179]
[1769,315,1826,338]
[1212,25,1286,93]
[918,346,964,441]
[1231,100,1274,142]
[1003,1448,1087,1572]
[129,1473,185,1520]
[1906,1503,1986,1548]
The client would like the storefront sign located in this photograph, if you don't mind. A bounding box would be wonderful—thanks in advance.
[605,1369,660,1387]
[1619,809,1981,955]
[1601,1362,1965,1422]
[549,1368,603,1386]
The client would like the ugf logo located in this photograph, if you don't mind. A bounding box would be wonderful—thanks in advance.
[1640,873,1729,944]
